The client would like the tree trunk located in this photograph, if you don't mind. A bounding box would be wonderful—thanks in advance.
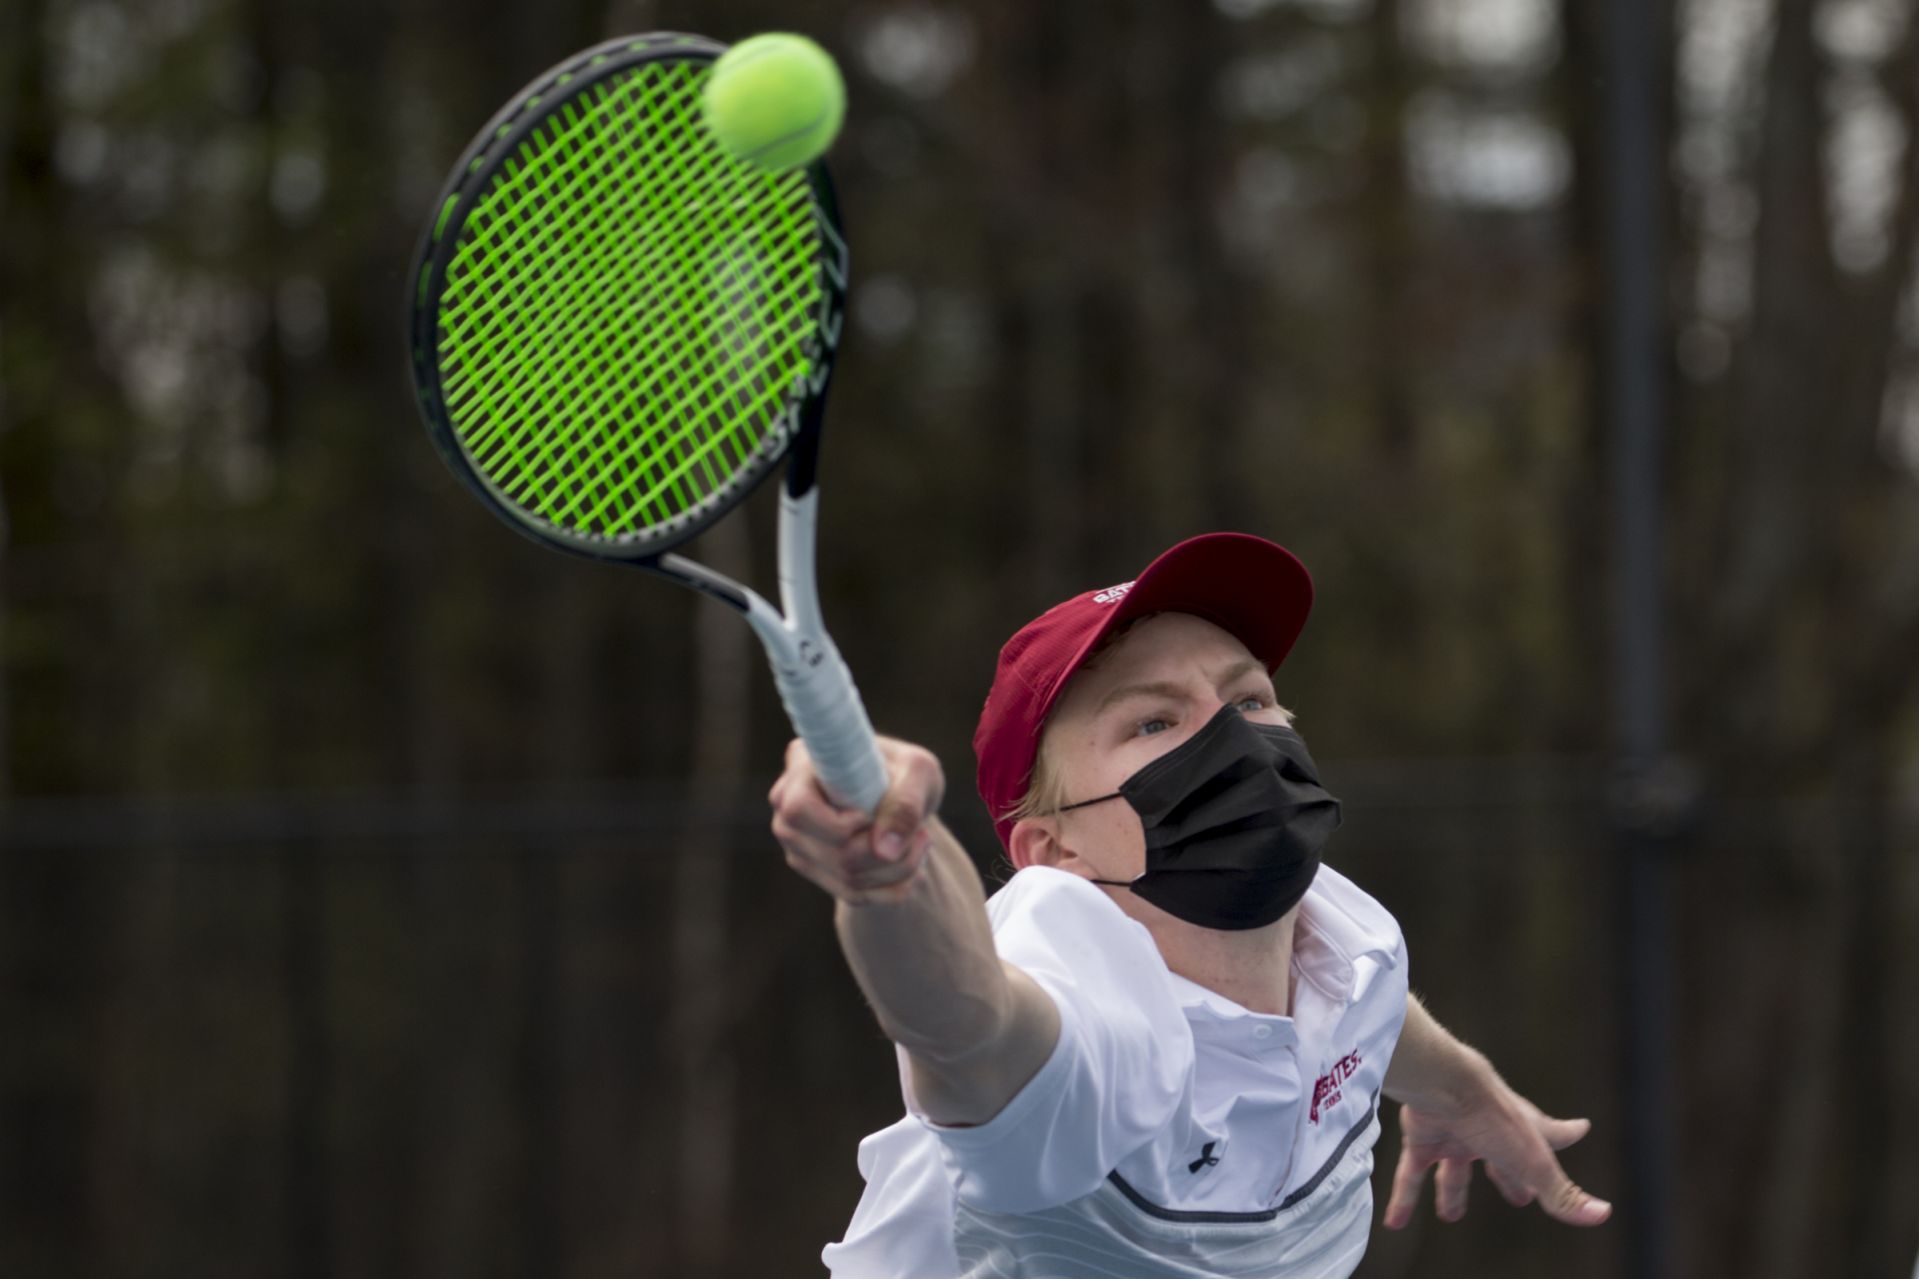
[670,513,751,1274]
[1363,0,1418,466]
[0,0,114,1265]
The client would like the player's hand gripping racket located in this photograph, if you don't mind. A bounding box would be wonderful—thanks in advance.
[406,33,887,812]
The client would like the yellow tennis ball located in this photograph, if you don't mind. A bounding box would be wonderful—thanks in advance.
[701,33,846,173]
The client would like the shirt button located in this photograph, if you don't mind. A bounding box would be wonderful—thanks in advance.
[1252,1024,1273,1040]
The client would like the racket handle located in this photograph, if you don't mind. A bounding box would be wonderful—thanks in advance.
[772,637,890,815]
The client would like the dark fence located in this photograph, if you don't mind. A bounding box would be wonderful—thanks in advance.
[6,766,1913,1277]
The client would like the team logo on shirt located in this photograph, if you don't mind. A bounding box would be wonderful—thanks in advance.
[1309,1050,1362,1124]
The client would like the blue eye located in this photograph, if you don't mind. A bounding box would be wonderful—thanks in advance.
[1137,717,1171,736]
[1235,694,1267,713]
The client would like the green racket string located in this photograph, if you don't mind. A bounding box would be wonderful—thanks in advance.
[431,58,823,540]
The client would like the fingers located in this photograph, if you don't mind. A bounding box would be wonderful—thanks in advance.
[770,735,944,902]
[1519,1114,1608,1226]
[1388,1094,1609,1230]
[779,828,929,904]
[1382,1146,1434,1231]
[1537,1173,1612,1227]
[773,781,873,846]
[870,739,944,862]
[1542,1115,1592,1151]
[771,798,927,899]
[771,738,896,844]
[1433,1158,1471,1222]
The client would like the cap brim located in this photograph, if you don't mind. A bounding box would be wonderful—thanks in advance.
[1042,532,1314,713]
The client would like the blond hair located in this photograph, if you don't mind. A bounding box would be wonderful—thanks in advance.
[1001,737,1070,826]
[995,615,1156,831]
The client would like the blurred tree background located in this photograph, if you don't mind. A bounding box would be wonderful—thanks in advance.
[2,0,1916,1276]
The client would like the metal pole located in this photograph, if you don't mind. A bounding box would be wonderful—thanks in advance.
[1602,0,1675,1276]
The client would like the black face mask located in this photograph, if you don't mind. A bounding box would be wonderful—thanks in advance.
[1059,704,1342,931]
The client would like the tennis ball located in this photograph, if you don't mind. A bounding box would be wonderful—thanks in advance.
[701,34,846,173]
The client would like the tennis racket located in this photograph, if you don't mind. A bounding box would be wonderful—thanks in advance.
[406,32,887,813]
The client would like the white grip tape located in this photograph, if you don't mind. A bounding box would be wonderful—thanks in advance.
[773,638,889,815]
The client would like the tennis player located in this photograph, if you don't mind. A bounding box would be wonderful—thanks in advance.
[770,533,1609,1277]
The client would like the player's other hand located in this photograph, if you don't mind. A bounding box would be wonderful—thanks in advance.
[1383,1072,1611,1231]
[768,735,942,905]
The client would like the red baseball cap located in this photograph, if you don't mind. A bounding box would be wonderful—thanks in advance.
[973,532,1314,850]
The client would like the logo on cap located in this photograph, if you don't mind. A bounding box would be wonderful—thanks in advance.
[1092,581,1136,606]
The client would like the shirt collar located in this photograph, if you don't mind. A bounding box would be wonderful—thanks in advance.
[1292,867,1402,1000]
[1164,969,1282,1021]
[1164,968,1302,1057]
[1162,871,1402,1016]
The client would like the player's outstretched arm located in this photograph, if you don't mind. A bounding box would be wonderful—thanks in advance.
[1381,993,1611,1230]
[768,735,1060,1128]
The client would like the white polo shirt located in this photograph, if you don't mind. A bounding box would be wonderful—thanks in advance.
[822,863,1409,1278]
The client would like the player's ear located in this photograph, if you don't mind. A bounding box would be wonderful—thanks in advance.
[1009,816,1061,871]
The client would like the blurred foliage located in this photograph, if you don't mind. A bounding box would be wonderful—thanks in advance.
[1,0,1916,1276]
